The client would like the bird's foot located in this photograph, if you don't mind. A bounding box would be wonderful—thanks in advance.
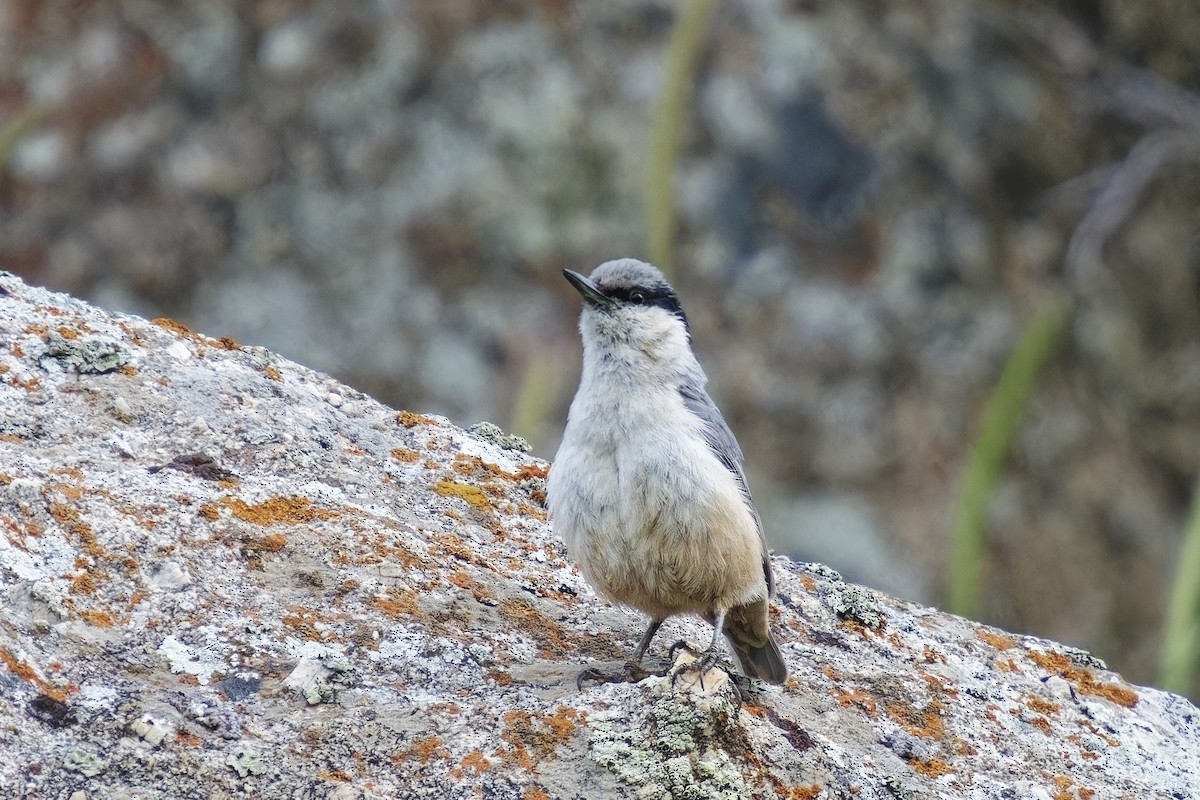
[667,643,731,694]
[575,660,652,691]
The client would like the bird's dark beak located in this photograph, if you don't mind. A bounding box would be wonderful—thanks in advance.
[563,269,613,309]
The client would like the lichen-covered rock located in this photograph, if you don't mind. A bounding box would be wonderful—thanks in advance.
[0,272,1196,798]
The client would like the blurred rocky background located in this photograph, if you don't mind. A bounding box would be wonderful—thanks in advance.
[2,0,1199,695]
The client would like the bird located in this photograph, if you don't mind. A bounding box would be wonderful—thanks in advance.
[548,258,788,686]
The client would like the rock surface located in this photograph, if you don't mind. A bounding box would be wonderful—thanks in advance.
[1,274,1197,799]
[6,0,1200,691]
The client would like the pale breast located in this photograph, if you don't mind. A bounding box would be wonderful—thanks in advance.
[549,392,766,618]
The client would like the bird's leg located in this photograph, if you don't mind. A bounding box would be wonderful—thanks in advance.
[670,609,728,691]
[627,618,664,669]
[695,609,726,674]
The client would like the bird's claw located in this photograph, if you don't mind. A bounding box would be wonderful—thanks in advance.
[667,646,728,693]
[575,660,652,691]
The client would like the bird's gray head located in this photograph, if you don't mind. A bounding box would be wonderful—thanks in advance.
[562,259,691,359]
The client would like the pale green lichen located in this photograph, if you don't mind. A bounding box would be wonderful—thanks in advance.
[588,690,751,800]
[63,748,107,777]
[40,332,130,374]
[833,584,884,630]
[226,742,266,777]
[467,421,532,453]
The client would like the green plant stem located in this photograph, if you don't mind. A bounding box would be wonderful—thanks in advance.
[1160,473,1200,695]
[644,0,718,280]
[0,102,53,171]
[948,298,1071,619]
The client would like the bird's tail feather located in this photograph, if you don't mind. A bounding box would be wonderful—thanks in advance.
[720,600,788,685]
[728,633,788,685]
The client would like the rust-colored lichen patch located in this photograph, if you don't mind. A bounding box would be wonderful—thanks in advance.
[783,786,822,800]
[1027,697,1060,717]
[197,503,219,521]
[176,731,203,747]
[459,751,491,775]
[79,609,116,628]
[887,698,947,740]
[434,480,493,511]
[317,769,351,783]
[497,707,580,774]
[215,336,242,351]
[396,410,434,428]
[910,758,952,777]
[412,736,449,764]
[496,600,572,659]
[152,317,194,337]
[834,687,879,717]
[1029,650,1138,708]
[281,606,326,641]
[978,629,1017,650]
[262,366,282,381]
[69,570,99,595]
[222,496,335,526]
[391,448,420,463]
[374,589,421,619]
[0,647,40,683]
[244,533,289,552]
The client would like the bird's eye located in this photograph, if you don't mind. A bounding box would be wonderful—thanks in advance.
[629,290,646,305]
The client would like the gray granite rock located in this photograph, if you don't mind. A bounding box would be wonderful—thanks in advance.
[1,274,1196,798]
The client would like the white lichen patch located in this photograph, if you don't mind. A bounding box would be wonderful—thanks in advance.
[158,635,228,685]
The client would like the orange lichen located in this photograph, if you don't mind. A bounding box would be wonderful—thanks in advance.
[910,758,952,778]
[391,448,420,463]
[263,366,282,381]
[215,336,242,351]
[396,410,434,427]
[69,571,98,595]
[784,786,822,800]
[176,731,203,747]
[1027,697,1059,717]
[79,610,116,628]
[434,480,493,511]
[431,533,474,562]
[245,533,289,552]
[318,770,351,783]
[0,647,40,683]
[523,789,552,800]
[1029,650,1138,708]
[459,751,491,775]
[152,317,194,337]
[497,600,575,659]
[886,699,947,740]
[977,630,1017,650]
[412,736,449,764]
[834,687,878,717]
[448,570,475,590]
[922,645,947,664]
[1050,774,1076,800]
[222,496,335,525]
[374,590,421,619]
[197,503,219,521]
[281,607,325,641]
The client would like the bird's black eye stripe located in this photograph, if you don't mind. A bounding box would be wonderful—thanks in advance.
[602,284,691,335]
[605,285,672,305]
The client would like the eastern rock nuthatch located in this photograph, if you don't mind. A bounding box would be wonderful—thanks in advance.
[549,258,788,685]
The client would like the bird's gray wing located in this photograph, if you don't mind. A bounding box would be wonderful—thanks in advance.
[678,379,775,596]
